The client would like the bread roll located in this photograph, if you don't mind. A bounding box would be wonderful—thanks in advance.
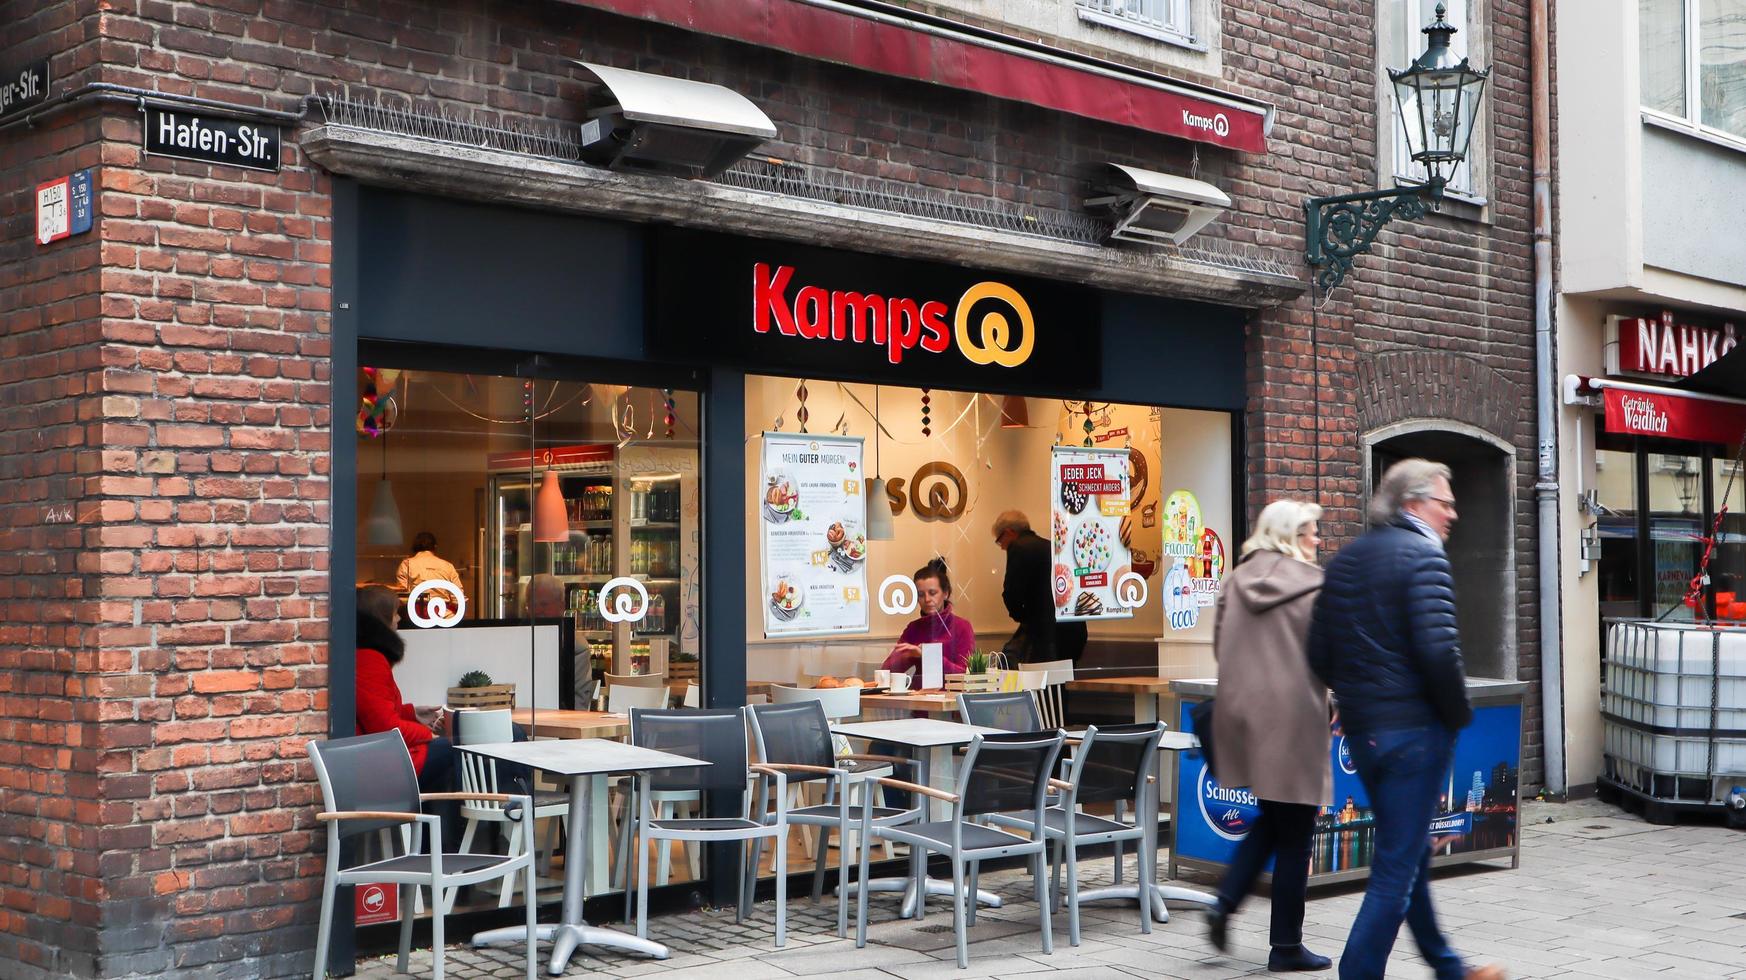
[815,676,842,689]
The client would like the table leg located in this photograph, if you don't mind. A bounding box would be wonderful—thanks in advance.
[588,774,609,895]
[1076,757,1214,921]
[473,773,669,973]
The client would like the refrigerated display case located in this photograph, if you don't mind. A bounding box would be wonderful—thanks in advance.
[486,442,700,693]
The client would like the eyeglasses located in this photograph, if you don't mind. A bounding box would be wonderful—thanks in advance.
[1429,495,1457,508]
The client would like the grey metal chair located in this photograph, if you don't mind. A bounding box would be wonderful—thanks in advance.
[989,722,1164,945]
[625,707,793,947]
[744,699,919,937]
[307,730,537,980]
[854,729,1068,969]
[957,690,1045,731]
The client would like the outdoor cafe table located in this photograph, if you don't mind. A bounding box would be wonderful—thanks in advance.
[459,738,706,974]
[829,717,1007,917]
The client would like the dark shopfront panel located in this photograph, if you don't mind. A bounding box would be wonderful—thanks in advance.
[331,183,1249,936]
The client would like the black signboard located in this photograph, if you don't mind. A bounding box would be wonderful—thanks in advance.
[0,60,50,120]
[650,228,1100,393]
[143,106,281,172]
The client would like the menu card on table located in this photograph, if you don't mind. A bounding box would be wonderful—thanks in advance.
[921,642,943,691]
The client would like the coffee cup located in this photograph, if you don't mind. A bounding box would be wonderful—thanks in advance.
[873,669,892,689]
[887,672,911,693]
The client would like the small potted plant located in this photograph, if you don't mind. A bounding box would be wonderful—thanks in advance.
[946,651,998,694]
[447,669,516,710]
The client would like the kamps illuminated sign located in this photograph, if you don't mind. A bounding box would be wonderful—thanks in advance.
[653,229,1097,390]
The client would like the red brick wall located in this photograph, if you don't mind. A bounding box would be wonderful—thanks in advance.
[0,0,1541,974]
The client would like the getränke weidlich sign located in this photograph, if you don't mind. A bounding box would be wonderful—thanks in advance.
[143,105,281,172]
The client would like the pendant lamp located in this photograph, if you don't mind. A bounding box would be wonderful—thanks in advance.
[865,386,896,540]
[532,467,569,543]
[999,394,1029,428]
[363,431,404,548]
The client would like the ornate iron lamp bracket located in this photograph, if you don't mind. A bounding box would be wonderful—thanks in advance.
[1304,183,1441,294]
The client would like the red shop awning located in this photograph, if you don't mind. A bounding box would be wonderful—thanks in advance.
[1581,377,1746,444]
[561,0,1273,152]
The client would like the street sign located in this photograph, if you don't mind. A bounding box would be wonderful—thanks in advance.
[35,169,93,246]
[0,60,49,120]
[143,105,281,172]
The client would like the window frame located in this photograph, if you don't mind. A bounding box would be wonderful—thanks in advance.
[1379,0,1491,207]
[1639,0,1746,151]
[1075,0,1200,50]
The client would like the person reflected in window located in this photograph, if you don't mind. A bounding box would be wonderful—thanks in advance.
[993,510,1086,664]
[397,531,465,620]
[881,558,975,681]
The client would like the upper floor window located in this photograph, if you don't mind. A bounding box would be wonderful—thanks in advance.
[1387,0,1484,199]
[1641,0,1746,143]
[1077,0,1195,47]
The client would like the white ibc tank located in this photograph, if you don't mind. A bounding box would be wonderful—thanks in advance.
[1603,621,1746,779]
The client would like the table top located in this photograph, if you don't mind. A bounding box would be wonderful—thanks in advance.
[1065,729,1199,752]
[859,691,960,714]
[1066,675,1173,694]
[510,708,629,740]
[833,717,1006,747]
[459,738,707,777]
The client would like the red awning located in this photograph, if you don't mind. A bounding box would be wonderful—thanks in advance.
[1593,380,1746,444]
[562,0,1273,152]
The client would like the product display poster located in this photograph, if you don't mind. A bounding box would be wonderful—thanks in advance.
[760,432,870,637]
[1174,701,1523,876]
[1050,445,1135,622]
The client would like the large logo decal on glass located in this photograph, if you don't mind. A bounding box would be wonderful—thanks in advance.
[406,581,466,629]
[954,281,1035,368]
[1112,570,1149,611]
[1196,764,1261,842]
[597,577,650,624]
[878,574,918,615]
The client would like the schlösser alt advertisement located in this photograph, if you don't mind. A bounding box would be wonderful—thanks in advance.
[1050,445,1136,622]
[760,432,869,638]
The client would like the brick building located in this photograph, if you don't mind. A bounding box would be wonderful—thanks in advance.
[0,1,1545,975]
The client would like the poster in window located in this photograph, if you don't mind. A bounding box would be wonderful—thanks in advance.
[760,432,870,637]
[1051,445,1135,622]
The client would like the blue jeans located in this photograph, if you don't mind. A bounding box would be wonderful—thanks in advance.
[1338,724,1467,980]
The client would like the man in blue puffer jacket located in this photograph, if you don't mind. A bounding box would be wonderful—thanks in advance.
[1307,459,1502,980]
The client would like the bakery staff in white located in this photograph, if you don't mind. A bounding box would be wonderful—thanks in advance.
[396,531,465,604]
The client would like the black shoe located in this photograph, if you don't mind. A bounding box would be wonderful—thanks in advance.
[1268,945,1333,972]
[1206,904,1229,953]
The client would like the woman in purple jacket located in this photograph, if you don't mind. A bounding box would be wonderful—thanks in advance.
[881,558,975,681]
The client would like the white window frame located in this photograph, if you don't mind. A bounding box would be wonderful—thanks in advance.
[1076,0,1198,50]
[1639,0,1746,153]
[1382,0,1489,206]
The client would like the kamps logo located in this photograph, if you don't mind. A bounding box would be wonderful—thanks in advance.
[1196,764,1261,841]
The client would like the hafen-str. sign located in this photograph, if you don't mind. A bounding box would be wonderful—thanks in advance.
[651,229,1100,392]
[143,106,281,172]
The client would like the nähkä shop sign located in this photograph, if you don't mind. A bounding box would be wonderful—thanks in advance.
[1607,311,1737,379]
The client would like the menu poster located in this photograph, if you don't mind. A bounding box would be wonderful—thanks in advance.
[760,432,870,638]
[1051,445,1135,622]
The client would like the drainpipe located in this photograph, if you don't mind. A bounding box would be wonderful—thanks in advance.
[1531,0,1566,793]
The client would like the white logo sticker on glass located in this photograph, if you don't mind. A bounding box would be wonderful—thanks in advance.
[407,581,466,628]
[877,574,918,615]
[1113,571,1149,610]
[598,577,651,624]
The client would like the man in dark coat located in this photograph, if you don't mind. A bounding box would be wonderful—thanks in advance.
[993,510,1086,665]
[1307,459,1501,980]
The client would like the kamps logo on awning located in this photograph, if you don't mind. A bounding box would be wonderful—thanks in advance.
[1196,764,1261,841]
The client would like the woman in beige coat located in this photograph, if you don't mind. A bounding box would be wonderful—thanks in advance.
[1205,499,1332,972]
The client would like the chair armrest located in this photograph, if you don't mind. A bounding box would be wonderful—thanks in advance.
[840,753,914,769]
[753,763,840,776]
[420,792,522,803]
[1047,778,1074,794]
[873,777,958,803]
[316,811,422,823]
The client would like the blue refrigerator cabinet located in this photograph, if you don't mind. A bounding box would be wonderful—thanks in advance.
[1168,677,1528,887]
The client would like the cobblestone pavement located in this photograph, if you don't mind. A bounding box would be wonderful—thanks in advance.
[354,799,1746,978]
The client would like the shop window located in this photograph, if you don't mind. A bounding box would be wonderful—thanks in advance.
[1710,451,1746,617]
[1592,443,1642,633]
[1646,450,1704,620]
[741,376,1232,881]
[1641,0,1746,143]
[353,361,702,915]
[1381,0,1488,202]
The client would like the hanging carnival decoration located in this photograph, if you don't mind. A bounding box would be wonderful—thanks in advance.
[663,388,676,438]
[356,367,402,436]
[796,379,810,433]
[921,387,932,437]
[1083,400,1096,447]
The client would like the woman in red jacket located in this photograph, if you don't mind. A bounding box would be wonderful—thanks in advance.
[356,586,456,793]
